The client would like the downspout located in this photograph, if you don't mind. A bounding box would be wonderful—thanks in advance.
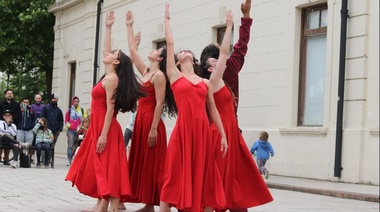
[334,0,349,178]
[93,0,104,86]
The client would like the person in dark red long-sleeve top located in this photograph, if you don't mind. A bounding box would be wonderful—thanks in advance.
[200,0,252,117]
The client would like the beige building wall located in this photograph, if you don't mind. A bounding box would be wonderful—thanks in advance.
[49,0,379,184]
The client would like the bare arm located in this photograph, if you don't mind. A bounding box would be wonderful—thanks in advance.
[148,71,166,147]
[126,11,148,76]
[210,10,233,90]
[96,77,118,153]
[164,3,180,84]
[103,11,115,57]
[205,80,228,158]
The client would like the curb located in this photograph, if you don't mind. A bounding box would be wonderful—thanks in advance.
[266,182,380,203]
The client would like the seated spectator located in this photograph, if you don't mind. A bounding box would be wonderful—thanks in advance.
[72,116,90,159]
[33,117,53,168]
[0,109,21,168]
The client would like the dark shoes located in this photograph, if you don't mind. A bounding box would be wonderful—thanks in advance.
[3,161,10,165]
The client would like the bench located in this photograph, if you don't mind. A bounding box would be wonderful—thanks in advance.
[0,143,14,165]
[31,144,55,169]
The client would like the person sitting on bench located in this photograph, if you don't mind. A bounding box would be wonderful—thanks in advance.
[0,109,22,168]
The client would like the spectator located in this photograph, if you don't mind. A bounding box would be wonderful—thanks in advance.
[64,96,87,166]
[32,117,53,168]
[0,109,21,168]
[123,111,135,147]
[72,116,90,160]
[250,131,274,179]
[30,94,44,119]
[40,93,63,148]
[17,97,36,164]
[0,89,21,165]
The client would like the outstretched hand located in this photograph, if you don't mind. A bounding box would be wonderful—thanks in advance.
[105,11,115,27]
[164,3,170,21]
[241,0,251,18]
[226,10,233,27]
[126,10,134,26]
[135,31,141,47]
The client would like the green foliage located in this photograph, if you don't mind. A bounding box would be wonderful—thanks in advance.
[0,0,55,102]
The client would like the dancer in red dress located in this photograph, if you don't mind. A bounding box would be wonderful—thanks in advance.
[125,10,177,211]
[65,11,145,212]
[198,3,273,211]
[160,4,228,212]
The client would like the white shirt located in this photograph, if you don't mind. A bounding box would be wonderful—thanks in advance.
[0,120,17,137]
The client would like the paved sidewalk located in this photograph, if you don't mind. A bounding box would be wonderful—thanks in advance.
[0,153,378,212]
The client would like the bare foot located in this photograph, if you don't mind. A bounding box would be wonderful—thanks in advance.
[118,202,126,210]
[136,204,154,212]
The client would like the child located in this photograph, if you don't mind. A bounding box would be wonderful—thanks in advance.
[250,131,274,179]
[72,116,90,160]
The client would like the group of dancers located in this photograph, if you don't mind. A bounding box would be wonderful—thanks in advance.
[65,1,273,211]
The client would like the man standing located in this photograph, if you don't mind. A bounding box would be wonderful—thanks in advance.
[30,94,44,119]
[64,96,87,166]
[200,0,252,117]
[0,89,21,165]
[17,97,36,163]
[40,93,63,148]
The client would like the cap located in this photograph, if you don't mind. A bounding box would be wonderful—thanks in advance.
[3,109,12,115]
[51,93,59,100]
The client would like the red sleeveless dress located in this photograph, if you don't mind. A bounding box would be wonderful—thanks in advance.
[127,78,167,205]
[160,76,226,211]
[211,85,273,209]
[65,81,131,202]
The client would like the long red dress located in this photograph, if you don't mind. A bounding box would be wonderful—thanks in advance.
[160,76,226,211]
[127,79,167,205]
[65,81,131,202]
[211,85,273,209]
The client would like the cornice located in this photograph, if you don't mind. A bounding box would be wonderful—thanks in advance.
[48,0,86,14]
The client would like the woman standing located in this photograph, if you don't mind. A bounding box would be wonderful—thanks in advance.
[198,6,273,212]
[125,10,177,211]
[65,11,145,212]
[160,4,228,212]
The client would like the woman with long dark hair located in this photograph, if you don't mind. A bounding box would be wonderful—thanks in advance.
[66,11,145,212]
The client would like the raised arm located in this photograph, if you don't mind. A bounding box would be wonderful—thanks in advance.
[164,3,180,84]
[126,10,148,76]
[103,11,115,57]
[210,10,233,88]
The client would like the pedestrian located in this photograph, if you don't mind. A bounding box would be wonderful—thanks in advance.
[40,93,64,148]
[32,117,53,168]
[64,96,87,166]
[0,109,21,168]
[125,10,177,211]
[30,94,44,119]
[123,111,135,147]
[198,9,273,211]
[250,131,274,179]
[65,10,145,212]
[200,0,253,118]
[16,97,36,164]
[0,89,21,165]
[160,4,228,212]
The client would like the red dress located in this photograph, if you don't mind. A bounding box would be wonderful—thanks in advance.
[127,80,167,205]
[65,81,131,202]
[211,85,273,209]
[160,76,226,211]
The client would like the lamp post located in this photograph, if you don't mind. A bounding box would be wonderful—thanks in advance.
[93,0,104,86]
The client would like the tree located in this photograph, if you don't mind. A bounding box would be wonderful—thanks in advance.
[0,0,55,102]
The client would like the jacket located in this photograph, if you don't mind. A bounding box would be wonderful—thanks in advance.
[250,139,274,160]
[40,103,64,134]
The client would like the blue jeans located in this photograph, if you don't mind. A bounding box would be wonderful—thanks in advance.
[36,142,50,165]
[67,129,76,161]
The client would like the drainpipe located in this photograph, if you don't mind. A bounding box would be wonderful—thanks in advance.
[334,0,349,178]
[93,0,104,86]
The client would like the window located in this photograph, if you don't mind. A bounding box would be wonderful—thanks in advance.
[298,4,327,126]
[68,62,76,108]
[217,26,234,54]
[156,40,166,49]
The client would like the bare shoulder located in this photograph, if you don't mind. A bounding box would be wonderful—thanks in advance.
[102,75,119,89]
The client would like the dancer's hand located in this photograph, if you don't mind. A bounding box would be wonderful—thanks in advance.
[148,129,157,147]
[126,10,134,26]
[164,3,171,21]
[96,135,107,153]
[220,136,228,158]
[105,11,115,27]
[241,0,251,18]
[135,31,141,47]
